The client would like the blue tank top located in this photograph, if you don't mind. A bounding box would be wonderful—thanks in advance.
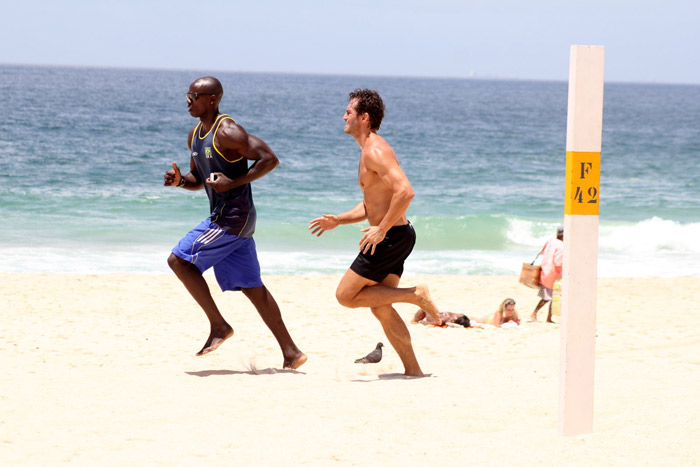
[190,114,256,237]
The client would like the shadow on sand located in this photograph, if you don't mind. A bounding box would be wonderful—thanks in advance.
[350,372,434,382]
[186,368,305,377]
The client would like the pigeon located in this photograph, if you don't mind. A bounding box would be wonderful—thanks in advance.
[354,342,383,364]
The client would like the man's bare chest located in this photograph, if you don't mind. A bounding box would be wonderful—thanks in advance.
[357,159,380,190]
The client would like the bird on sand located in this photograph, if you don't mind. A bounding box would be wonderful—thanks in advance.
[354,342,383,364]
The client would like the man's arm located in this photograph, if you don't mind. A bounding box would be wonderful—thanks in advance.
[309,201,367,237]
[163,127,204,190]
[337,201,369,225]
[207,121,278,193]
[179,154,204,190]
[359,146,414,254]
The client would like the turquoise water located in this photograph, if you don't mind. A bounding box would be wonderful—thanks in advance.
[1,65,698,276]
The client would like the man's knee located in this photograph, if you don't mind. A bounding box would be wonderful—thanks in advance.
[168,253,188,272]
[335,287,358,308]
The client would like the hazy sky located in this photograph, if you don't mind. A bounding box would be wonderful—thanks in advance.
[1,0,698,84]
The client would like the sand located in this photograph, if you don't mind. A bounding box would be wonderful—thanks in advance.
[1,273,699,465]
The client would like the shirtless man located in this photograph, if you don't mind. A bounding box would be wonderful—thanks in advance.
[309,89,442,376]
[164,76,306,370]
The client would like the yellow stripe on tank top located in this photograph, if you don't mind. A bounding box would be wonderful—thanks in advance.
[190,122,201,148]
[238,213,250,236]
[197,114,222,140]
[213,115,244,163]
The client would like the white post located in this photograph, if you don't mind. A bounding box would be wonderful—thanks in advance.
[559,45,604,436]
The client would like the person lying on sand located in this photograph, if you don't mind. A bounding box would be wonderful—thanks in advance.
[472,298,520,328]
[413,309,470,328]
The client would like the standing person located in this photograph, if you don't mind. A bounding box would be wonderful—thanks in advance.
[309,89,442,377]
[164,76,306,369]
[530,226,564,323]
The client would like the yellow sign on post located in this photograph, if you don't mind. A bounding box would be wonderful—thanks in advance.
[565,151,601,215]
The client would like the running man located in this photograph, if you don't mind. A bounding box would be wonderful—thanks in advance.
[164,76,306,369]
[309,89,442,377]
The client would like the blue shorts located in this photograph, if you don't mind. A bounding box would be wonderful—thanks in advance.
[171,219,263,292]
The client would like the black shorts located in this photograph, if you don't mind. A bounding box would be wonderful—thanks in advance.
[350,223,416,283]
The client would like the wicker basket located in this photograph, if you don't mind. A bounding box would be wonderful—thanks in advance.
[519,263,542,289]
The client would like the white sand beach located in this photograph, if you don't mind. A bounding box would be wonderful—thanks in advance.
[1,273,699,465]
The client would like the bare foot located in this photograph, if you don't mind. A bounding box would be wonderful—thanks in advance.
[415,284,442,325]
[196,325,234,356]
[546,319,555,324]
[283,352,308,370]
[529,313,538,322]
[404,367,425,377]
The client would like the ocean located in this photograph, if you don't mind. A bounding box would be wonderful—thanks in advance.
[1,65,698,277]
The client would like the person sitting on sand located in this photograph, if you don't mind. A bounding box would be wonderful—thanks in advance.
[413,309,470,328]
[473,298,520,328]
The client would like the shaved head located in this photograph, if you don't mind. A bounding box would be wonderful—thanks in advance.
[191,76,223,98]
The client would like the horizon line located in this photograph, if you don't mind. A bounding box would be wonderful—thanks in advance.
[2,61,699,87]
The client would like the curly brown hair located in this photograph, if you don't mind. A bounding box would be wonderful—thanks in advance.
[348,88,385,131]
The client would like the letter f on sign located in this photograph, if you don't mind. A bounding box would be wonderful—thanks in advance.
[580,162,592,179]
